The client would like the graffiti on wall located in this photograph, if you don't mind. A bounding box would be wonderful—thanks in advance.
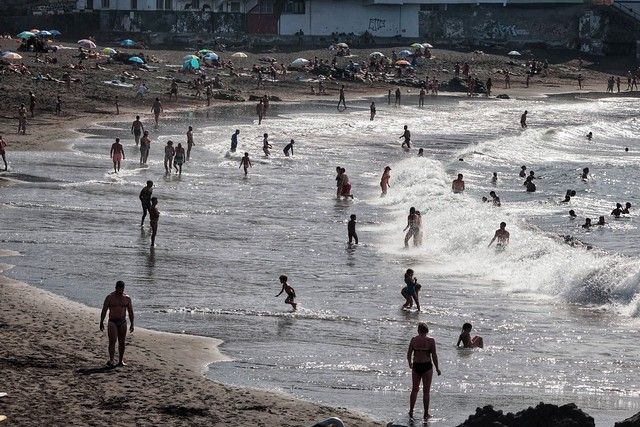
[368,18,386,32]
[106,11,244,34]
[443,18,464,39]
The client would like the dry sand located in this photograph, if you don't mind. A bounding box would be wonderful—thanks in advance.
[0,256,382,426]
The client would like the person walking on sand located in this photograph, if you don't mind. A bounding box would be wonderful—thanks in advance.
[169,80,178,101]
[174,143,185,175]
[164,140,175,174]
[18,104,27,135]
[55,95,62,116]
[337,85,347,111]
[131,115,144,146]
[29,91,36,117]
[99,281,134,367]
[505,71,511,89]
[486,78,492,97]
[149,197,159,246]
[577,73,583,90]
[0,135,7,171]
[256,100,264,125]
[419,87,426,107]
[239,152,252,176]
[400,125,411,149]
[395,87,401,106]
[370,102,376,121]
[110,138,125,173]
[151,98,163,127]
[140,131,151,165]
[380,166,391,196]
[407,322,441,421]
[348,214,358,245]
[186,126,194,161]
[139,180,153,227]
[276,274,297,311]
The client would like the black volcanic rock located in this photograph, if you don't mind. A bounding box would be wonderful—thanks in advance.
[457,403,594,427]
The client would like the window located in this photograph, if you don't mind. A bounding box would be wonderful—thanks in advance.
[257,0,273,14]
[230,2,240,12]
[86,0,94,9]
[283,0,305,14]
[165,0,172,10]
[131,0,137,8]
[101,0,110,7]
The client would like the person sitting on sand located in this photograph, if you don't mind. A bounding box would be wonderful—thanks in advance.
[110,138,125,173]
[100,281,134,367]
[456,322,484,349]
[276,274,297,311]
[407,322,441,421]
[452,174,465,193]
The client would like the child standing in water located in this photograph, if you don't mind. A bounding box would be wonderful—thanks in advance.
[348,214,358,245]
[239,152,252,176]
[456,323,484,348]
[262,133,272,157]
[276,275,297,311]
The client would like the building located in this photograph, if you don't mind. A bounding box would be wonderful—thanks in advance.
[75,0,245,12]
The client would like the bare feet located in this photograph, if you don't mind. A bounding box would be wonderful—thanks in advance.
[116,361,127,367]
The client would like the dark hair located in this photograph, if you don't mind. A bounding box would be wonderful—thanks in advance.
[115,138,120,142]
[146,180,153,186]
[136,115,140,119]
[417,322,429,334]
[115,281,125,289]
[405,268,414,278]
[462,322,472,330]
[350,214,356,220]
[151,197,158,203]
[500,222,506,228]
[279,275,287,282]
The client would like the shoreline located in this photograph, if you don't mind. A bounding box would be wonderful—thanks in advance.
[0,257,383,426]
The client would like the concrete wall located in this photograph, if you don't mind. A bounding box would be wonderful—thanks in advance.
[279,0,420,37]
[97,10,245,33]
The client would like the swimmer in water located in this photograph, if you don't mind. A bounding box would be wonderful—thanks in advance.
[520,110,528,128]
[519,165,527,178]
[622,202,632,214]
[582,218,592,229]
[596,216,606,226]
[404,207,420,248]
[283,139,295,156]
[400,125,411,149]
[524,177,536,192]
[491,172,498,184]
[587,131,593,140]
[561,194,571,203]
[569,209,577,218]
[581,167,589,180]
[370,102,376,121]
[401,269,421,311]
[239,152,252,176]
[348,214,358,245]
[611,203,623,218]
[488,222,510,248]
[417,148,424,157]
[276,274,297,311]
[456,323,484,349]
[489,191,501,206]
[231,129,240,153]
[262,133,272,157]
[380,166,391,196]
[452,174,465,193]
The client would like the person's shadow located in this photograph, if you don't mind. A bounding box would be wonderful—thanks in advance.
[76,365,116,375]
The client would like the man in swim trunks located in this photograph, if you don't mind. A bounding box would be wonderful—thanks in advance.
[400,125,411,149]
[452,174,465,193]
[186,126,194,161]
[99,281,134,367]
[151,98,163,126]
[239,152,252,176]
[231,129,240,152]
[149,197,159,246]
[164,140,175,174]
[0,135,7,171]
[283,139,295,156]
[488,222,510,248]
[139,180,153,227]
[110,138,125,173]
[262,133,272,157]
[407,322,441,420]
[131,115,144,146]
[174,143,185,175]
[276,274,297,310]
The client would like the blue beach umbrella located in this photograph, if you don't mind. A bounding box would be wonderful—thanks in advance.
[49,30,62,36]
[121,39,135,47]
[36,30,52,37]
[128,56,144,64]
[17,31,35,39]
[182,58,200,70]
[203,52,219,62]
[398,49,413,58]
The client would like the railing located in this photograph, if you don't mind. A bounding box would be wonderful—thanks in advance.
[611,1,640,22]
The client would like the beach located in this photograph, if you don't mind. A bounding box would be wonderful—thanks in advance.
[2,38,640,427]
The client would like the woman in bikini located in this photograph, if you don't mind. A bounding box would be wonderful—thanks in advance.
[407,322,441,420]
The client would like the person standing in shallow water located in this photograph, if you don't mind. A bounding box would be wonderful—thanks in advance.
[276,274,297,310]
[139,180,153,227]
[100,281,134,367]
[380,166,391,196]
[239,152,252,176]
[151,98,163,126]
[186,126,194,161]
[110,138,125,173]
[407,322,441,421]
[337,85,346,111]
[149,197,159,246]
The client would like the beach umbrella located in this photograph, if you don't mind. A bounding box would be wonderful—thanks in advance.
[2,52,22,61]
[17,31,35,39]
[128,56,144,64]
[231,52,247,58]
[508,50,522,56]
[36,30,52,37]
[398,49,413,58]
[336,42,348,48]
[120,39,135,47]
[395,59,411,66]
[30,28,40,33]
[422,43,433,49]
[369,51,385,58]
[78,39,96,49]
[198,49,213,55]
[290,58,310,69]
[203,52,219,62]
[182,57,200,70]
[183,54,199,62]
[49,30,62,36]
[410,43,423,49]
[103,47,117,55]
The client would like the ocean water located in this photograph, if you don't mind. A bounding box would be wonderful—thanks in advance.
[2,95,640,426]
